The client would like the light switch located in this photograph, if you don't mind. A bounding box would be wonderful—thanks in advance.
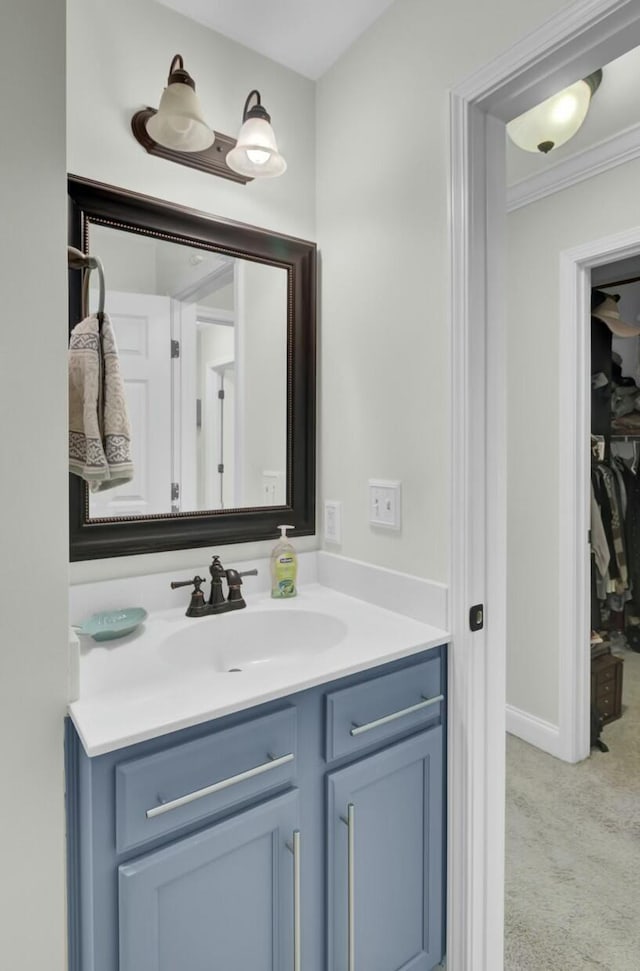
[368,480,401,530]
[324,500,342,544]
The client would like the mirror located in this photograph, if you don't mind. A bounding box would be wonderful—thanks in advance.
[68,176,316,560]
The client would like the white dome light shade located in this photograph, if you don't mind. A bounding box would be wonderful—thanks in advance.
[507,71,602,154]
[145,55,214,153]
[227,91,287,179]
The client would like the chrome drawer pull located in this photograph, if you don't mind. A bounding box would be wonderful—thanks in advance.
[145,752,295,819]
[350,694,444,736]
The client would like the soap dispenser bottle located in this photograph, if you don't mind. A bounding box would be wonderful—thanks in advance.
[270,524,297,598]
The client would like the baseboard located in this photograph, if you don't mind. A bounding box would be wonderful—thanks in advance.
[506,704,564,760]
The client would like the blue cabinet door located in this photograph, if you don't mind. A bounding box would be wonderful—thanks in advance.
[119,789,300,971]
[327,728,444,971]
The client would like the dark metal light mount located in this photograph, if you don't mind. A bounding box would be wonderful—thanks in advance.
[130,107,252,185]
[164,53,195,90]
[242,89,271,124]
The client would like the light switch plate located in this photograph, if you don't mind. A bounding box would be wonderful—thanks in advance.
[262,472,278,505]
[324,500,342,544]
[368,479,401,530]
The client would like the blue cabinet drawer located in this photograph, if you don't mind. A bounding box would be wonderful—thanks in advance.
[325,652,443,762]
[115,706,297,853]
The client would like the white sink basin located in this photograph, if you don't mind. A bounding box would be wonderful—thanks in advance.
[157,608,349,673]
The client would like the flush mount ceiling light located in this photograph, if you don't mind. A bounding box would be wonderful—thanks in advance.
[507,69,602,154]
[226,90,287,179]
[132,56,286,185]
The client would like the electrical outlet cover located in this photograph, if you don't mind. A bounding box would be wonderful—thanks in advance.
[324,500,342,544]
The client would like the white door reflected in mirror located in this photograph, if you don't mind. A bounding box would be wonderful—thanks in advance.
[87,224,287,519]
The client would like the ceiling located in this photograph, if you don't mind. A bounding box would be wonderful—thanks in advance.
[157,0,397,79]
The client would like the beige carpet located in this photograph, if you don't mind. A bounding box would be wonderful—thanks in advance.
[504,649,640,970]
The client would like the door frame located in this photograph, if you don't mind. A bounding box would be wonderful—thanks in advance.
[558,226,640,764]
[448,2,640,968]
[204,356,236,508]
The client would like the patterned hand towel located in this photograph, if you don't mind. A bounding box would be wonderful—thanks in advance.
[68,313,134,491]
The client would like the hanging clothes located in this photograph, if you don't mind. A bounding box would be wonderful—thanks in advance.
[619,462,640,608]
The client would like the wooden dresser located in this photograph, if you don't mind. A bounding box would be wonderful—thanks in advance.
[591,652,624,725]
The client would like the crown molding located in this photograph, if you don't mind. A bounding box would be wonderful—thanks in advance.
[507,119,640,212]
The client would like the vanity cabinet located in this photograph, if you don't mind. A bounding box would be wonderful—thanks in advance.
[66,645,446,971]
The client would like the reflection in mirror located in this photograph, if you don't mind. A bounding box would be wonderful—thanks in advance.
[87,225,287,519]
[68,176,316,561]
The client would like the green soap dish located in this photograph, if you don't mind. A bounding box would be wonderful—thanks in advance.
[73,607,148,642]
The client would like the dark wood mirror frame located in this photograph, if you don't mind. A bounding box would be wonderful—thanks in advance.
[68,175,316,561]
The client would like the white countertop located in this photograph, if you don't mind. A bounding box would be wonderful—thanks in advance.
[69,583,448,757]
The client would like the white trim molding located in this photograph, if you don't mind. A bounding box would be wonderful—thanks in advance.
[558,225,640,766]
[506,706,563,759]
[449,1,640,969]
[508,120,640,212]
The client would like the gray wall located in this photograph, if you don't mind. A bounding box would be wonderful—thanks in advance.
[0,1,68,968]
[316,0,571,579]
[507,156,640,725]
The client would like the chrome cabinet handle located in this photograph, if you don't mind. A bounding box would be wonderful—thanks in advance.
[350,693,444,736]
[346,803,355,971]
[341,804,355,970]
[145,752,295,819]
[287,830,301,971]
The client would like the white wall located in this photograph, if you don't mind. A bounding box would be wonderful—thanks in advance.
[508,157,640,725]
[67,0,317,583]
[90,225,158,295]
[0,2,68,969]
[242,262,288,506]
[316,0,571,580]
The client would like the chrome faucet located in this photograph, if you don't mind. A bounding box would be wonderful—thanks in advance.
[171,556,258,617]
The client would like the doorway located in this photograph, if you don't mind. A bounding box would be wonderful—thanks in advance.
[448,2,640,969]
[558,228,640,762]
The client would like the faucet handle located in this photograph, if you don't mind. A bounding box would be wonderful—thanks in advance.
[170,575,207,617]
[170,575,206,591]
[225,567,258,609]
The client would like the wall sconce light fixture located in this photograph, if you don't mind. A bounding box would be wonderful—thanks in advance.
[226,90,287,179]
[507,70,602,154]
[145,54,214,153]
[131,55,287,185]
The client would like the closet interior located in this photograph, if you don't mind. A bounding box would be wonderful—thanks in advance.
[590,261,640,748]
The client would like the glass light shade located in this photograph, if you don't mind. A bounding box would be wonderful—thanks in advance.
[227,117,287,178]
[146,82,214,153]
[507,78,592,154]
